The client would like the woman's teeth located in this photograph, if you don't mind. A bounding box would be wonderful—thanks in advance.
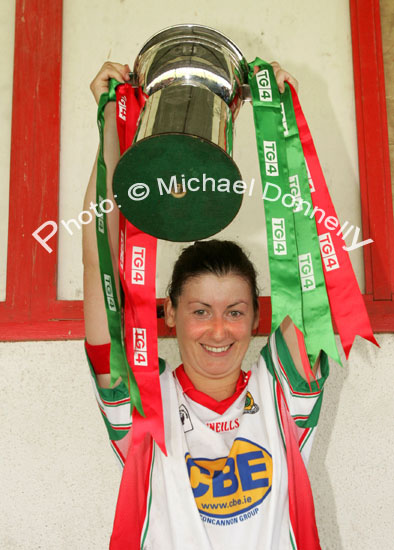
[202,344,231,353]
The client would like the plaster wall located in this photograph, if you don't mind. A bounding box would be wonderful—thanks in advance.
[1,335,393,549]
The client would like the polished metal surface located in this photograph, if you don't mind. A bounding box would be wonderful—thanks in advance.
[134,24,248,111]
[136,85,232,152]
[131,24,249,153]
[112,25,249,241]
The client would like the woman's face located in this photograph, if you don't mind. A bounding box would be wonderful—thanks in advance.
[164,273,259,381]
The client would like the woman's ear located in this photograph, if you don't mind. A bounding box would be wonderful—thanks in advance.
[164,297,176,328]
[252,304,260,332]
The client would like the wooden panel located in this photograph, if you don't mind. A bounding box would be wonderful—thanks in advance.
[4,0,62,321]
[349,0,394,300]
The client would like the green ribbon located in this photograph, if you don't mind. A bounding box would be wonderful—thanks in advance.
[249,58,340,365]
[95,81,144,414]
[280,87,340,364]
[248,58,303,333]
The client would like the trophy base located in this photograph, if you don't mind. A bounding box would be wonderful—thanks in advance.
[113,133,243,242]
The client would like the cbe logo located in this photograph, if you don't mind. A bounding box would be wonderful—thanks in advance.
[133,328,148,366]
[256,69,272,102]
[272,218,287,256]
[186,438,272,519]
[319,233,340,271]
[131,246,146,285]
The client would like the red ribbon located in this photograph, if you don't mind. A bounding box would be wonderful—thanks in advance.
[110,83,167,549]
[115,83,166,455]
[289,84,378,358]
[294,325,318,391]
[277,383,321,550]
[110,433,154,550]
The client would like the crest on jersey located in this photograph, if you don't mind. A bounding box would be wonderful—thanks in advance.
[179,404,194,432]
[243,391,259,414]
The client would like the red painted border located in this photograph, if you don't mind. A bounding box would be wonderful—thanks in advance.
[1,0,393,341]
[0,0,77,340]
[349,0,394,302]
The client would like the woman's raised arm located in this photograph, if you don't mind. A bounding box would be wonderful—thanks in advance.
[82,62,130,386]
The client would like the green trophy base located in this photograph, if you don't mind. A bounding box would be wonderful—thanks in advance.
[113,133,243,242]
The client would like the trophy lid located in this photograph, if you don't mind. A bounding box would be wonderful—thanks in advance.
[133,24,249,104]
[135,23,248,73]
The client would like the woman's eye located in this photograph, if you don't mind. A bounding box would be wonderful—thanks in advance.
[193,309,207,316]
[229,310,243,318]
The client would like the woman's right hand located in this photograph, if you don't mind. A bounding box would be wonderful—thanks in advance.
[90,61,131,104]
[83,63,125,368]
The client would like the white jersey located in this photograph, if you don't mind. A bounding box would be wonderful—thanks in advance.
[87,329,329,550]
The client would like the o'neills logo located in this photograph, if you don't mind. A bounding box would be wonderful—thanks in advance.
[206,419,239,433]
[186,438,272,522]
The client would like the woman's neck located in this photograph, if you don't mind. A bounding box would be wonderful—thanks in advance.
[183,366,240,401]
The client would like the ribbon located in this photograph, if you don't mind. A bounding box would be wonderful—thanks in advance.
[95,81,143,415]
[249,59,340,365]
[289,84,378,357]
[277,383,321,550]
[248,59,304,334]
[110,433,154,550]
[114,82,167,455]
[281,84,340,365]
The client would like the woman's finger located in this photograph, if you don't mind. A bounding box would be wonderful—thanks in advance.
[253,62,299,94]
[270,61,299,93]
[90,62,131,104]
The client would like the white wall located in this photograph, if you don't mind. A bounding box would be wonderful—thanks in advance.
[0,0,15,300]
[2,0,393,549]
[57,0,364,299]
[1,335,393,550]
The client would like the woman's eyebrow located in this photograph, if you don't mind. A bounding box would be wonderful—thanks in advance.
[226,301,248,308]
[187,301,248,307]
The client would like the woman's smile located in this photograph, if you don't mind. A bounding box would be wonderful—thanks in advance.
[165,273,259,387]
[201,343,233,355]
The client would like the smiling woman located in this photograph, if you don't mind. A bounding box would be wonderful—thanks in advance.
[85,240,328,550]
[164,244,259,400]
[83,62,328,550]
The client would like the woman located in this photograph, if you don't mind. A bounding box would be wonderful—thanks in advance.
[83,62,328,550]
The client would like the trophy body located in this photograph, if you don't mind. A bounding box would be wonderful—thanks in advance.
[113,24,249,241]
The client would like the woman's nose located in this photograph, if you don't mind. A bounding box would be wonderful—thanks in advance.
[209,316,227,340]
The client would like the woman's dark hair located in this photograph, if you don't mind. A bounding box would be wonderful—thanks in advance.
[167,240,259,313]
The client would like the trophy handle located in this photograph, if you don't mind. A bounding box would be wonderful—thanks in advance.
[240,84,252,102]
[127,72,139,88]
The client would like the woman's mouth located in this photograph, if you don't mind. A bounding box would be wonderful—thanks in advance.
[201,343,233,354]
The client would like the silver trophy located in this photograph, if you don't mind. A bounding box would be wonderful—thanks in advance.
[113,24,250,241]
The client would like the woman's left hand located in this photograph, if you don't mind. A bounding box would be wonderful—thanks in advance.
[270,61,299,93]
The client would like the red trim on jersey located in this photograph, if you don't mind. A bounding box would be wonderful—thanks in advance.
[112,440,127,465]
[277,355,320,397]
[101,396,130,406]
[298,427,310,448]
[174,365,251,414]
[85,341,111,375]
